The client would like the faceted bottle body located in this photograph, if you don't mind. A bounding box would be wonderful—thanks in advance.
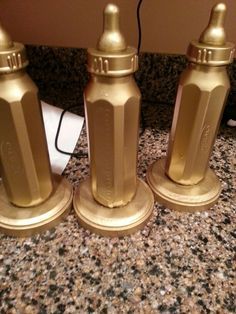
[0,70,53,207]
[84,75,140,208]
[166,64,230,185]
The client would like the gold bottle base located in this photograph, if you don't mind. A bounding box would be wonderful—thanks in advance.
[147,158,221,212]
[73,178,154,237]
[0,174,73,237]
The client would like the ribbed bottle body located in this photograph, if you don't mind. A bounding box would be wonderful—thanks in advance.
[166,64,230,185]
[84,75,141,208]
[0,71,53,207]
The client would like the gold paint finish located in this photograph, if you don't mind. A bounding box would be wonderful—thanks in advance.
[166,64,230,186]
[74,178,154,237]
[0,23,28,73]
[97,4,126,52]
[147,3,234,211]
[0,174,73,237]
[0,23,13,48]
[85,75,140,208]
[147,159,221,212]
[87,4,138,77]
[187,3,235,66]
[199,3,226,46]
[0,71,53,207]
[74,3,154,236]
[0,23,72,235]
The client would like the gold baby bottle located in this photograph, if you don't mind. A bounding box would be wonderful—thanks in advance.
[147,3,235,211]
[0,22,73,236]
[73,3,154,236]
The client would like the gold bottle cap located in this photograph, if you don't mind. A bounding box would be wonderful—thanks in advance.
[87,3,138,76]
[187,3,235,66]
[0,22,28,73]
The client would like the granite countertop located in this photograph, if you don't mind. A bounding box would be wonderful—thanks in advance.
[0,101,235,314]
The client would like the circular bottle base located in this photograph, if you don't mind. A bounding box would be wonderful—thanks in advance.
[0,174,73,237]
[147,158,221,212]
[73,178,154,237]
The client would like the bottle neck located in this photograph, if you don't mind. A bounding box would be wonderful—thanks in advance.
[189,62,227,73]
[0,68,26,80]
[90,74,133,83]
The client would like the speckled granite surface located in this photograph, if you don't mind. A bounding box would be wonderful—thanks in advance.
[0,101,235,313]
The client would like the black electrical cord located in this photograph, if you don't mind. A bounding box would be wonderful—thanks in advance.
[54,0,145,157]
[136,0,147,137]
[54,104,88,158]
[137,0,143,54]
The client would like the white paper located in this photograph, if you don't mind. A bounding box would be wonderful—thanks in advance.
[41,101,84,174]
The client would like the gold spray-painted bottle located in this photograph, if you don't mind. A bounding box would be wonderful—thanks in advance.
[73,3,154,236]
[0,22,73,236]
[147,3,235,211]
